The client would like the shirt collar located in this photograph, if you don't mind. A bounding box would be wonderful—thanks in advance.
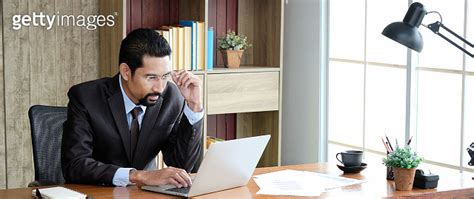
[119,75,147,114]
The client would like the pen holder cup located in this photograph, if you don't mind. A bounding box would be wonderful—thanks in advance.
[386,166,394,180]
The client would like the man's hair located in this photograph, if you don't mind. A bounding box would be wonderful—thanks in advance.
[118,28,172,74]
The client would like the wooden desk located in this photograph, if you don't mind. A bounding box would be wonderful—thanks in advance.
[1,163,474,198]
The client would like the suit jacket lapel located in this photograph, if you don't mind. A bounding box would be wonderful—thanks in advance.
[133,97,163,167]
[108,75,133,164]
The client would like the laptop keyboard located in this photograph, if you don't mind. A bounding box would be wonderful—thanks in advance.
[166,187,190,194]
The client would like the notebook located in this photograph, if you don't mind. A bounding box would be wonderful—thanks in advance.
[32,186,87,199]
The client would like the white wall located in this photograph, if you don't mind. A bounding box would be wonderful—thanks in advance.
[281,0,328,165]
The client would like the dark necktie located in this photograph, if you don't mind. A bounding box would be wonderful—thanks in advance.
[130,107,141,161]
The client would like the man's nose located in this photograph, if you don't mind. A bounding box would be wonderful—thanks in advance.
[151,82,164,93]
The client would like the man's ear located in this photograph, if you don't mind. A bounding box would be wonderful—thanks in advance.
[119,63,131,81]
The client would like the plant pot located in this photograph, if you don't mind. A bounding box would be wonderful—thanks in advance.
[393,167,416,191]
[221,50,244,68]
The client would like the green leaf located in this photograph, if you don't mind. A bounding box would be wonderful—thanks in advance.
[217,31,251,50]
[382,146,423,169]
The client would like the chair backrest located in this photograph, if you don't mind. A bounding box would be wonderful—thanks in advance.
[29,105,67,185]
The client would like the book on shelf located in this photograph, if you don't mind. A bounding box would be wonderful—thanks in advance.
[207,27,214,71]
[177,26,184,71]
[183,26,192,71]
[180,20,197,71]
[160,26,179,71]
[157,21,205,71]
[170,26,179,70]
[156,28,173,68]
[197,21,205,71]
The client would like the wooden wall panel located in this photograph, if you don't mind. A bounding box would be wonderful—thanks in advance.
[142,0,160,28]
[236,111,279,167]
[142,0,180,28]
[239,0,281,67]
[81,0,100,82]
[206,114,237,140]
[29,0,57,106]
[3,0,100,188]
[169,0,179,25]
[99,0,124,77]
[206,115,217,138]
[226,0,237,33]
[225,114,236,140]
[263,0,281,67]
[126,0,131,33]
[4,0,34,189]
[126,0,179,34]
[0,0,5,190]
[129,0,142,32]
[56,0,82,105]
[215,0,226,67]
[238,0,254,66]
[156,0,170,29]
[179,0,205,21]
[216,115,226,139]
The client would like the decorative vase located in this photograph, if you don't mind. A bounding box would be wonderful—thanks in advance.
[221,50,244,68]
[393,167,416,191]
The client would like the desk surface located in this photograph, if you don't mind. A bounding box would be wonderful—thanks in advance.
[1,163,474,198]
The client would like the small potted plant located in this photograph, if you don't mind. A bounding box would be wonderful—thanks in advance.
[383,146,423,191]
[217,31,251,68]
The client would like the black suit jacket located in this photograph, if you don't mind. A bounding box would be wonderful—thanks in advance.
[61,74,203,185]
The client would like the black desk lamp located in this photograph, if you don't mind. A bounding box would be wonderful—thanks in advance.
[382,2,473,57]
[382,2,474,168]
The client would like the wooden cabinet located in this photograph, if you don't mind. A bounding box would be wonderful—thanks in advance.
[99,0,283,167]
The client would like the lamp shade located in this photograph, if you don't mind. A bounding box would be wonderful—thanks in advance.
[382,2,427,52]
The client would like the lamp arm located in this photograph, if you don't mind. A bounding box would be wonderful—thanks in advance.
[427,21,473,58]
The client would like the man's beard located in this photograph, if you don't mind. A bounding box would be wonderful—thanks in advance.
[138,92,161,106]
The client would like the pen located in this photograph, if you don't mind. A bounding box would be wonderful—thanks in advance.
[407,136,413,146]
[385,134,394,151]
[381,137,390,153]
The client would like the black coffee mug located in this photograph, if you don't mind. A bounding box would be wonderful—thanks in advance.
[336,150,363,167]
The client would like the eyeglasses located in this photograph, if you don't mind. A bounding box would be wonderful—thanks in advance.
[145,72,172,84]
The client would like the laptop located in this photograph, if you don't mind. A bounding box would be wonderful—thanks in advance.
[141,135,271,197]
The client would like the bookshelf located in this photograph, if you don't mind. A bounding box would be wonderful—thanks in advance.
[99,0,283,167]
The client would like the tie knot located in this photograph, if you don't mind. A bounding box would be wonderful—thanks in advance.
[131,107,141,119]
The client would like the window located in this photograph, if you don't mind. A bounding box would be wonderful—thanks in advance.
[329,0,474,172]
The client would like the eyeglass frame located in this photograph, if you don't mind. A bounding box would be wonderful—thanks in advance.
[144,71,172,84]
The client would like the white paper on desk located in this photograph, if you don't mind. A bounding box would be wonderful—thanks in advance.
[254,175,324,196]
[253,170,365,196]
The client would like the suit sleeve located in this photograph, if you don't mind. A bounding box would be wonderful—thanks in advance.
[61,88,119,185]
[162,102,203,172]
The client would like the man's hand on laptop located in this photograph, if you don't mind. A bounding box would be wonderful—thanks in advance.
[130,167,192,188]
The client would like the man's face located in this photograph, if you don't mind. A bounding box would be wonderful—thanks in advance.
[121,55,171,106]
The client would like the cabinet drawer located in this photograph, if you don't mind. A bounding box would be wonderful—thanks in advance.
[207,72,279,114]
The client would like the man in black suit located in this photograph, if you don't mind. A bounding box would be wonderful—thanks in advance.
[61,28,202,188]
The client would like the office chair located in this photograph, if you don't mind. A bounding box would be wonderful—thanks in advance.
[28,105,67,187]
